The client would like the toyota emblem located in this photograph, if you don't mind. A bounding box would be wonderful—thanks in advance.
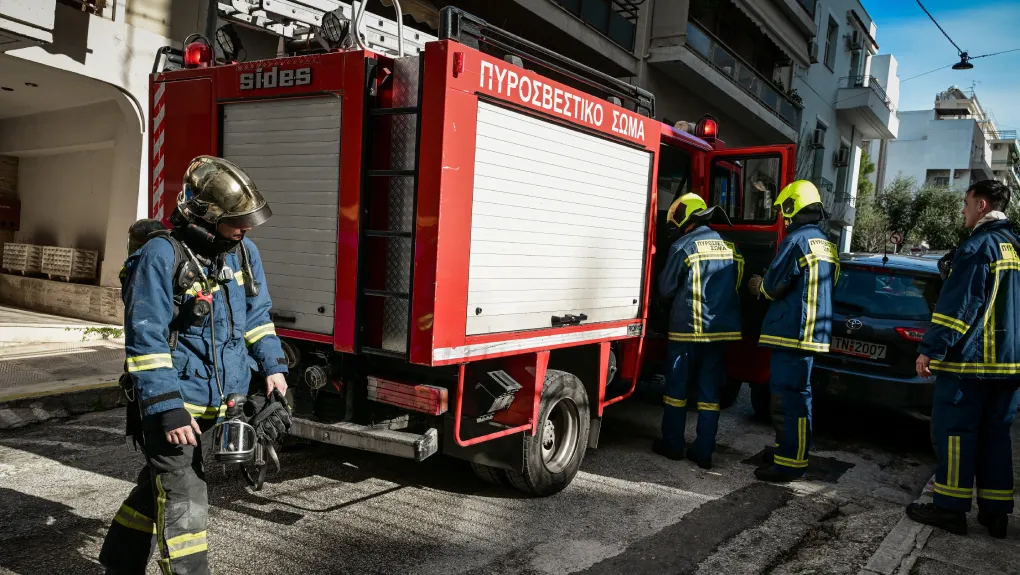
[846,318,863,330]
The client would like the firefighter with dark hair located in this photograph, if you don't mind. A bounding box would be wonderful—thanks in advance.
[99,156,292,575]
[907,179,1020,538]
[747,180,839,483]
[654,193,743,469]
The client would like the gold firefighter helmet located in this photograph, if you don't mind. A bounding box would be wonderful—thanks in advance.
[177,156,272,228]
[774,180,823,220]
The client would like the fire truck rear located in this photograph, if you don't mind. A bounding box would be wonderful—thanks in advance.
[149,3,795,495]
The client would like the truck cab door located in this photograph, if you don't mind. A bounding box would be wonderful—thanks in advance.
[699,144,795,385]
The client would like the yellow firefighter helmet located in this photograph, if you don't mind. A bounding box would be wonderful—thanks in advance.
[774,180,823,219]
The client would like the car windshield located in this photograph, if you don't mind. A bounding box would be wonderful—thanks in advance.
[833,267,941,321]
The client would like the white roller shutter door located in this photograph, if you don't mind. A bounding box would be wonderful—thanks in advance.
[467,102,652,336]
[222,96,341,335]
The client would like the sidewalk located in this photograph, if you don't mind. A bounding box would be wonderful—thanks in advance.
[860,421,1020,575]
[0,308,126,428]
[0,304,121,344]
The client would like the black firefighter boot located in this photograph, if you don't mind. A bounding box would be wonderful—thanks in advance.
[978,511,1008,539]
[906,502,967,535]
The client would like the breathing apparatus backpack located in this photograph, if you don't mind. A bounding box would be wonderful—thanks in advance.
[118,218,289,490]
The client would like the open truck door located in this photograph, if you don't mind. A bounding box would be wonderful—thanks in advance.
[699,144,795,395]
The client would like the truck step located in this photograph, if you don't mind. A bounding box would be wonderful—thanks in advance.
[363,289,409,299]
[368,169,415,177]
[288,417,438,462]
[360,346,408,360]
[365,230,412,238]
[370,106,420,116]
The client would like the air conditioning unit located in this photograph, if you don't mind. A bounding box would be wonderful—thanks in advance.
[846,30,864,50]
[809,40,820,64]
[811,128,826,148]
[833,148,851,167]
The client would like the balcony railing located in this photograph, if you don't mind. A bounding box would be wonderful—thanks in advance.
[553,0,639,51]
[685,22,801,128]
[835,192,856,208]
[813,177,834,196]
[986,129,1018,141]
[839,76,895,113]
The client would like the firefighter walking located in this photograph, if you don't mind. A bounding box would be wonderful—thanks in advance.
[907,180,1020,538]
[748,180,838,483]
[653,193,743,469]
[100,156,292,575]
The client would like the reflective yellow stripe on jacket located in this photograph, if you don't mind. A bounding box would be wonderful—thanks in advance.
[126,353,173,373]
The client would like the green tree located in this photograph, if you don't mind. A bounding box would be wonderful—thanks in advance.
[858,149,876,199]
[910,185,968,250]
[1007,196,1020,236]
[849,150,886,252]
[879,176,915,240]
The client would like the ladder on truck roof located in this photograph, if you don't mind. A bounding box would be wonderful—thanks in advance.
[217,0,435,57]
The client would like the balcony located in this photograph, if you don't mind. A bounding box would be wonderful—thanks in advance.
[1,0,57,49]
[646,21,800,142]
[552,0,640,52]
[835,75,899,140]
[831,192,857,227]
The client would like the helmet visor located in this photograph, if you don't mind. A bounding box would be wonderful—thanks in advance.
[220,202,273,229]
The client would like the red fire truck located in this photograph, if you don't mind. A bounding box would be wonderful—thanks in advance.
[149,6,794,496]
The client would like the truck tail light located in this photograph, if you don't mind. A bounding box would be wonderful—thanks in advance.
[367,376,448,416]
[184,41,212,68]
[453,52,465,77]
[896,327,926,342]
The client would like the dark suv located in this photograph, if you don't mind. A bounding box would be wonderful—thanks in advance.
[811,254,943,420]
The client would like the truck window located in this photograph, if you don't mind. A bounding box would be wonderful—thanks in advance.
[657,143,691,211]
[709,156,781,224]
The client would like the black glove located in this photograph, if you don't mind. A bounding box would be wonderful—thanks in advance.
[245,391,292,442]
[160,407,193,433]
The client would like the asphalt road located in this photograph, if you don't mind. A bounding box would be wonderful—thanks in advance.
[0,385,936,575]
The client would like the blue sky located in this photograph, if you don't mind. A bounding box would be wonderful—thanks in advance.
[859,0,1020,132]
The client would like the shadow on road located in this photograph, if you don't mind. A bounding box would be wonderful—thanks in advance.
[0,487,108,575]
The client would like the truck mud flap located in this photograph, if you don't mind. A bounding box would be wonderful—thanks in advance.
[289,418,439,462]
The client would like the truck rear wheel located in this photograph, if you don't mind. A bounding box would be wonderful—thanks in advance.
[506,369,590,497]
[470,462,512,487]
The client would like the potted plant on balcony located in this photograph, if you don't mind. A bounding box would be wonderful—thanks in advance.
[787,88,803,106]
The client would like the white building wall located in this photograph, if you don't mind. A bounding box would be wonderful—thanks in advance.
[884,115,979,191]
[793,0,898,251]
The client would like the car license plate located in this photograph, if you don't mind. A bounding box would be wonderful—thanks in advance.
[831,337,887,359]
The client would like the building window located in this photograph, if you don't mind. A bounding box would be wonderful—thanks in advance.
[824,16,838,71]
[812,122,827,181]
[834,141,852,198]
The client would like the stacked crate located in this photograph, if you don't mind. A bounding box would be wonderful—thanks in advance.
[40,246,98,281]
[2,243,42,275]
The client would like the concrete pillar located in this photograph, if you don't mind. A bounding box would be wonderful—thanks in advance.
[98,96,146,287]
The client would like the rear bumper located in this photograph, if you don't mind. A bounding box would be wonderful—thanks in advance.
[811,363,934,420]
[289,418,439,462]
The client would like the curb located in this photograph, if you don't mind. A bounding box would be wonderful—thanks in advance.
[858,475,936,575]
[0,381,124,429]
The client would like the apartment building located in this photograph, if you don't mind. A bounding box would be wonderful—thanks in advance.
[880,86,1019,193]
[790,1,899,252]
[0,0,819,320]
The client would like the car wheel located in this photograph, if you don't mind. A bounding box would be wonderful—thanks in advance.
[750,383,771,422]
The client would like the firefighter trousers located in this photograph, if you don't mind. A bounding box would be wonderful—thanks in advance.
[769,349,814,476]
[661,341,726,458]
[99,420,214,575]
[931,374,1020,514]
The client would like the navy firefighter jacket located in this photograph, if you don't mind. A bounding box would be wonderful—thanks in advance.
[659,225,744,342]
[919,219,1020,378]
[122,236,288,421]
[758,222,839,353]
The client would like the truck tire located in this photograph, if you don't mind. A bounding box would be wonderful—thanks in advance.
[470,462,512,487]
[720,378,742,409]
[750,383,771,422]
[506,370,590,497]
